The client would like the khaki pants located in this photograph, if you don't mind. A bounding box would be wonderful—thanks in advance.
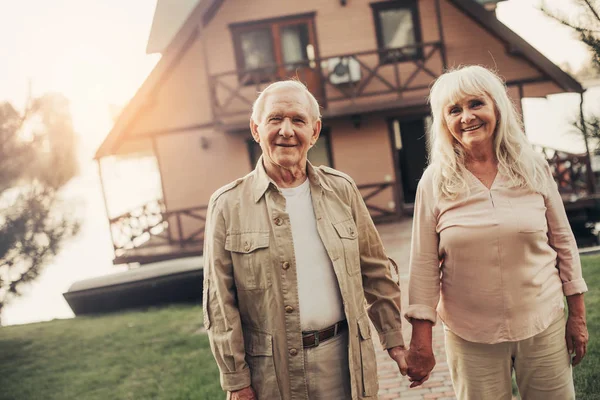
[304,329,352,399]
[444,314,575,400]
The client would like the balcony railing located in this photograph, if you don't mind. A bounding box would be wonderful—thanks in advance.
[535,145,595,200]
[110,200,208,262]
[209,42,444,121]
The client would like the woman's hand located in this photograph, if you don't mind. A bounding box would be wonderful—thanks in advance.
[566,314,588,366]
[406,346,436,388]
[406,319,436,388]
[566,293,588,366]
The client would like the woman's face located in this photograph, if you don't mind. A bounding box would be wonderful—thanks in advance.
[443,92,498,153]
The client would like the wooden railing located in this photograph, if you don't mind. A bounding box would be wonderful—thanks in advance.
[209,42,444,120]
[110,200,208,255]
[535,145,594,199]
[357,182,399,223]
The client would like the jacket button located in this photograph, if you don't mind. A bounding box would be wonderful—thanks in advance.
[285,305,294,313]
[282,261,290,270]
[274,217,283,226]
[349,228,355,237]
[289,348,298,356]
[244,242,251,251]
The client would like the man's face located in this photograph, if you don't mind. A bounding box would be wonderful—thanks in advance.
[250,87,321,170]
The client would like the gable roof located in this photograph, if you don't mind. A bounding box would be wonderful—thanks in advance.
[95,0,582,159]
[448,0,582,93]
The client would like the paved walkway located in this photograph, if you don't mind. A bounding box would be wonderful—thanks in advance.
[375,220,457,400]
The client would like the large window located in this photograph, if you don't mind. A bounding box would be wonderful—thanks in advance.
[247,128,333,169]
[231,14,317,84]
[371,0,422,63]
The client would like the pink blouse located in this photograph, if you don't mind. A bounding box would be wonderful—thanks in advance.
[405,165,588,344]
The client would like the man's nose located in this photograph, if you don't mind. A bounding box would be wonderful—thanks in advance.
[279,118,294,137]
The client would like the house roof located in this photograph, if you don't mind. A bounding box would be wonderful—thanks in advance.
[448,0,583,93]
[95,0,583,159]
[146,0,202,54]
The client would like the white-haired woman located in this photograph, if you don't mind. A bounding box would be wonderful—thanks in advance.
[404,65,588,399]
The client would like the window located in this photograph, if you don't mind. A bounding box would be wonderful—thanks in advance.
[247,128,333,169]
[231,14,318,84]
[371,0,422,63]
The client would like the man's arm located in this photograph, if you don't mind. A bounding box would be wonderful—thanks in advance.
[203,198,251,392]
[348,181,405,350]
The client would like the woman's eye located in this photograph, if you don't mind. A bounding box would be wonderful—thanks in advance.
[449,108,460,115]
[471,100,483,107]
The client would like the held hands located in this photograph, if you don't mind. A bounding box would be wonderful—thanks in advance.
[566,314,588,366]
[406,346,436,388]
[229,386,256,400]
[387,346,409,376]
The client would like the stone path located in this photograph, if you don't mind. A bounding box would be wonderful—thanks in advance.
[375,220,457,400]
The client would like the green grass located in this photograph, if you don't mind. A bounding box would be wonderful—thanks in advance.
[2,256,600,400]
[0,304,222,400]
[574,255,600,400]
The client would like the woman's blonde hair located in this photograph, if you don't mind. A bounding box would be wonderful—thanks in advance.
[428,65,547,199]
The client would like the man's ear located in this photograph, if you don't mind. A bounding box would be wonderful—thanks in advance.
[310,119,322,147]
[250,119,260,143]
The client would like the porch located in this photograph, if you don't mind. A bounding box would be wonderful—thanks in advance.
[108,144,599,265]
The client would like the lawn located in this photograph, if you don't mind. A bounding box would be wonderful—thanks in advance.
[1,256,599,400]
[0,305,222,400]
[574,255,600,399]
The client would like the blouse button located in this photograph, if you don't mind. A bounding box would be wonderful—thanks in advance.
[289,348,298,356]
[282,261,290,270]
[285,305,294,313]
[274,217,283,226]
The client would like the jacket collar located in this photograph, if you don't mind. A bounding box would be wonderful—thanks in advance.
[252,156,333,203]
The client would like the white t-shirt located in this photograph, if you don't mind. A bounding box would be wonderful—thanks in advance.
[280,179,345,331]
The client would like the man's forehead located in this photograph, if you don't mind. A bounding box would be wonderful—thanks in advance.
[263,88,311,111]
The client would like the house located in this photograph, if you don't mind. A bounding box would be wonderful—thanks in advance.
[94,0,594,266]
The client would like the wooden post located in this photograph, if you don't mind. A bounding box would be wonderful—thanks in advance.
[97,159,117,255]
[434,0,448,70]
[580,91,596,194]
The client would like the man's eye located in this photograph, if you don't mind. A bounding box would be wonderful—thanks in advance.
[293,118,305,124]
[269,117,282,122]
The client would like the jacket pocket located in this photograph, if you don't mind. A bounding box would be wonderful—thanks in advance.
[244,329,281,400]
[333,218,360,276]
[225,232,272,290]
[357,315,378,397]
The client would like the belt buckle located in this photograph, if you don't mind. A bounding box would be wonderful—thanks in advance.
[303,330,320,348]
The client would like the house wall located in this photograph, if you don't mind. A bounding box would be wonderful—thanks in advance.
[119,0,578,218]
[129,34,214,137]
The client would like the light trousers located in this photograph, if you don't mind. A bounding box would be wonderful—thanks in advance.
[304,330,352,399]
[444,314,575,400]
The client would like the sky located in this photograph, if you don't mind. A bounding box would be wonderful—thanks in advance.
[0,0,597,325]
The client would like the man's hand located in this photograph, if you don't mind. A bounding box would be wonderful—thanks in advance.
[229,386,256,400]
[387,346,409,376]
[406,346,435,388]
[566,314,588,366]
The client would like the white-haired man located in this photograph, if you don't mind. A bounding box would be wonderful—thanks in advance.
[203,80,407,400]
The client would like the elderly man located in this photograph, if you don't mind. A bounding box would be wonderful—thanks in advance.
[202,80,407,400]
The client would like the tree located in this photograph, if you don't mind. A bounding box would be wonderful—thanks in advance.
[542,1,600,70]
[0,93,80,325]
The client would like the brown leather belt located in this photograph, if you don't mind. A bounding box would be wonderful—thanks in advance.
[302,320,347,348]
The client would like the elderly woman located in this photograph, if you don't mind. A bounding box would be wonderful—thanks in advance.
[404,66,589,399]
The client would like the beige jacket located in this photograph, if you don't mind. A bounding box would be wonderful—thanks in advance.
[202,159,404,399]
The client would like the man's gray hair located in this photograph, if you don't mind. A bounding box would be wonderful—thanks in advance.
[251,80,321,123]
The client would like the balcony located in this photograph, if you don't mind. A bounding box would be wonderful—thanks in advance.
[209,42,444,128]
